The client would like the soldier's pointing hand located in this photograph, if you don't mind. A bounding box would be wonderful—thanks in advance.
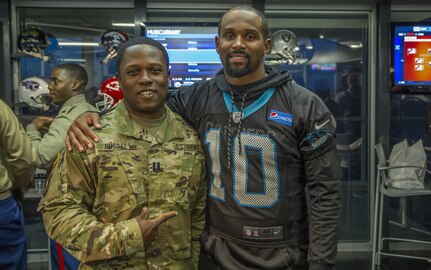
[135,208,177,248]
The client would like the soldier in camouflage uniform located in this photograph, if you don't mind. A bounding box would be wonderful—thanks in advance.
[38,37,207,270]
[26,63,98,270]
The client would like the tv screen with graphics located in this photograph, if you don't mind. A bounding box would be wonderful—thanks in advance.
[145,23,222,89]
[391,22,431,93]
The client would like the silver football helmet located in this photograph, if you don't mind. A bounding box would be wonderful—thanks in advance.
[269,30,302,64]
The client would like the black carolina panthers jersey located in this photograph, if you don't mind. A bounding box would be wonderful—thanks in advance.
[168,67,341,269]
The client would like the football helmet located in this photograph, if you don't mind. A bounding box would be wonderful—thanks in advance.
[269,30,302,64]
[17,77,53,111]
[17,28,52,61]
[95,77,124,111]
[99,29,129,64]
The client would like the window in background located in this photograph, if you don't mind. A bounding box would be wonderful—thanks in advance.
[388,11,431,244]
[266,11,370,242]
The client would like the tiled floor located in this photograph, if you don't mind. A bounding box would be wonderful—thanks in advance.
[337,251,431,270]
[28,251,431,270]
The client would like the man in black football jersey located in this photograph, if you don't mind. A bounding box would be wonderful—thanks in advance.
[67,5,341,270]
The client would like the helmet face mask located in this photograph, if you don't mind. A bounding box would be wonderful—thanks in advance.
[95,94,115,111]
[17,77,56,112]
[31,93,53,111]
[95,77,124,111]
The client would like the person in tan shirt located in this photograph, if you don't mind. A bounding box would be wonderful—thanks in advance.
[26,63,97,170]
[0,98,36,269]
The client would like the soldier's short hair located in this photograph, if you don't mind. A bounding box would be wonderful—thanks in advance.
[116,36,170,72]
[54,63,88,87]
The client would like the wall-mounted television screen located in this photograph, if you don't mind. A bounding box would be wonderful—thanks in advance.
[391,22,431,93]
[145,23,222,89]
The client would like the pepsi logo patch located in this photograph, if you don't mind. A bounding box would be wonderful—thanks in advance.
[268,109,292,126]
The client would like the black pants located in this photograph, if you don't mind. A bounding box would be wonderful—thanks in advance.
[198,246,308,270]
[199,248,219,270]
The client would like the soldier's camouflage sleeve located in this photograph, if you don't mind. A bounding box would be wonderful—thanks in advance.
[190,158,207,269]
[38,147,143,263]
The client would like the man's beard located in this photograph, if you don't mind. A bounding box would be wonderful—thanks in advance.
[224,51,251,78]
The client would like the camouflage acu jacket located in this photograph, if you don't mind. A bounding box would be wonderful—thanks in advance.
[38,101,206,270]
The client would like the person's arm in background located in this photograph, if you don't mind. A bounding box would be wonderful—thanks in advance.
[28,116,53,133]
[26,114,71,169]
[296,97,341,270]
[0,100,36,191]
[38,146,176,263]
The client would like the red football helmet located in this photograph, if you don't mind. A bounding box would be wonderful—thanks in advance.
[95,77,124,111]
